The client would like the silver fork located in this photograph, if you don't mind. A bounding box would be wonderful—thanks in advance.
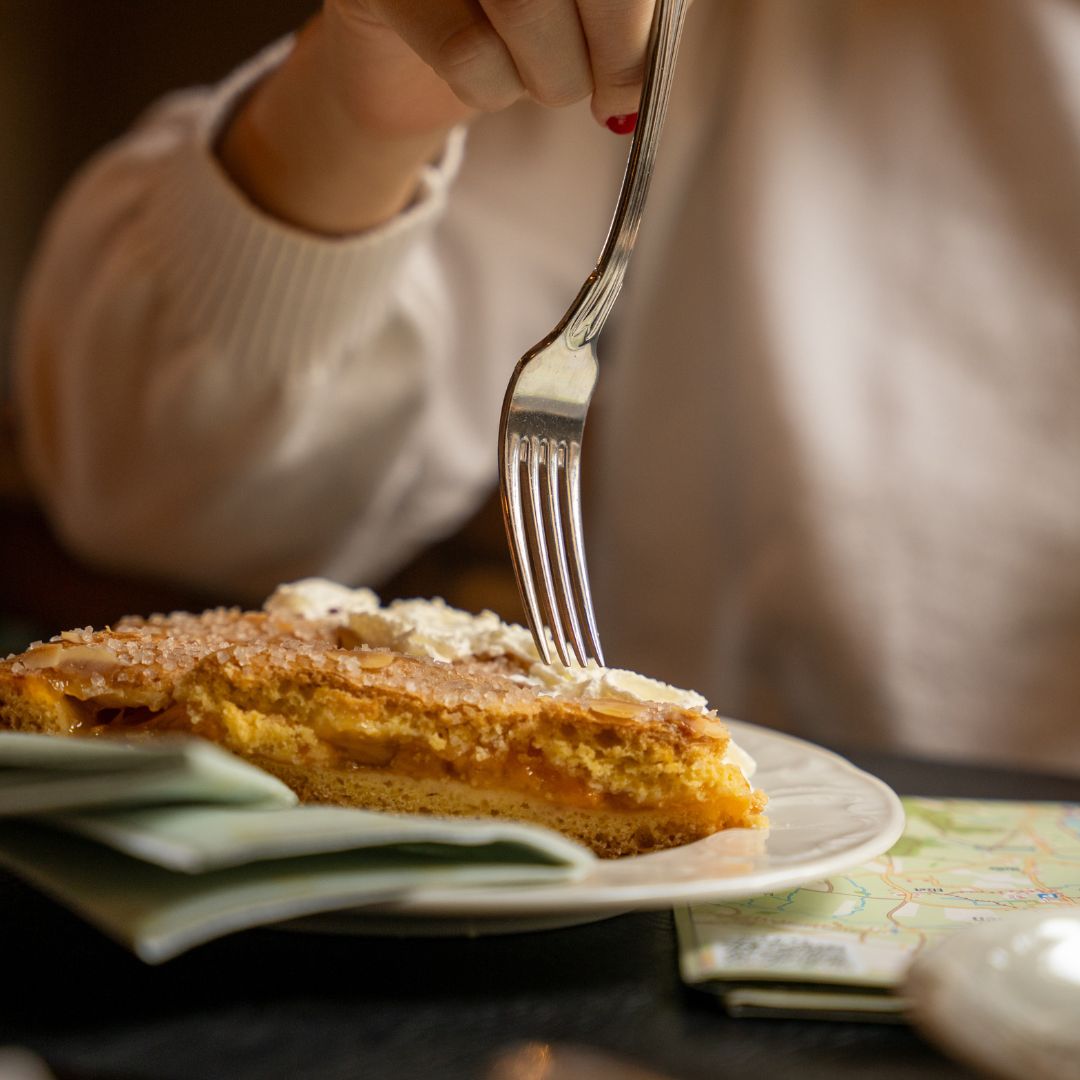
[498,0,689,667]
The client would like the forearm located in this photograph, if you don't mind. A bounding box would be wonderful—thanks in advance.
[15,0,642,594]
[217,16,453,235]
[13,56,470,597]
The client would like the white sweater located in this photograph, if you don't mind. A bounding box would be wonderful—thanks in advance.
[15,3,1080,773]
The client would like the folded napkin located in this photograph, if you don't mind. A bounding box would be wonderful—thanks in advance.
[0,733,593,962]
[0,732,297,815]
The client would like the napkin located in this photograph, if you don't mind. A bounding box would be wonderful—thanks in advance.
[676,797,1080,1021]
[0,733,593,962]
[0,731,297,814]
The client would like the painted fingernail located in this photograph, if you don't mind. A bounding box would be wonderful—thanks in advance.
[605,112,638,135]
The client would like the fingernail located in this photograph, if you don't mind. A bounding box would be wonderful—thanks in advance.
[605,112,638,135]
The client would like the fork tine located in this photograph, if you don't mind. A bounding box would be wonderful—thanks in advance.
[504,433,552,665]
[525,437,574,667]
[563,440,605,666]
[542,439,588,666]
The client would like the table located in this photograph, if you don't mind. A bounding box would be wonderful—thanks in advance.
[2,750,1077,1080]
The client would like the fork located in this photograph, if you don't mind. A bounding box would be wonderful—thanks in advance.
[498,0,689,668]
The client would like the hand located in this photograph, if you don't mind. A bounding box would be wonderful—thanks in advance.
[220,2,660,234]
[323,0,657,137]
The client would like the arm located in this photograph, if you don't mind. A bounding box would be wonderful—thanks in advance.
[13,5,652,599]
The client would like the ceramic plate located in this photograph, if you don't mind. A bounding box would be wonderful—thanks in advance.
[285,721,906,935]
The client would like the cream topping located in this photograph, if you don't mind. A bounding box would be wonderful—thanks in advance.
[265,579,755,779]
[525,658,709,713]
[266,580,704,705]
[267,580,538,663]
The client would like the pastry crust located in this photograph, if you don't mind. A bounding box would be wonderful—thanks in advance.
[0,607,766,857]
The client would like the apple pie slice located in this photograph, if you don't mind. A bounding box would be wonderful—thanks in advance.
[0,580,766,857]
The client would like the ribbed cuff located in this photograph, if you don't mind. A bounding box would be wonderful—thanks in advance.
[141,38,466,375]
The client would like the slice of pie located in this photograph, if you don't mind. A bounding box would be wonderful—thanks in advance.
[0,580,766,857]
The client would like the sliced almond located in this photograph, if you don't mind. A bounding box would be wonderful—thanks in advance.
[19,643,65,669]
[355,649,396,670]
[687,713,727,739]
[22,642,121,673]
[589,697,642,720]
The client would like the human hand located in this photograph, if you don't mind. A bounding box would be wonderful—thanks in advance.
[321,0,658,138]
[221,2,665,234]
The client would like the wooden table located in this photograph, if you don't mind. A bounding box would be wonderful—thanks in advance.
[1,750,1076,1080]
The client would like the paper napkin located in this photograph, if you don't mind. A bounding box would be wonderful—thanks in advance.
[0,733,593,962]
[0,732,297,815]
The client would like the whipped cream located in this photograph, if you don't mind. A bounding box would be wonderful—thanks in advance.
[527,659,709,712]
[266,579,705,708]
[264,579,754,778]
[267,579,537,664]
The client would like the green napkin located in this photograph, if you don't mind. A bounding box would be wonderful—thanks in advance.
[0,733,594,962]
[0,732,296,815]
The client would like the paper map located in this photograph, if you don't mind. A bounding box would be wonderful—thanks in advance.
[676,798,1080,1019]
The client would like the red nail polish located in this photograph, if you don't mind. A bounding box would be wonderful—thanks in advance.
[605,112,638,135]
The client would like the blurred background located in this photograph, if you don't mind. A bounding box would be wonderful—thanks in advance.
[0,0,520,651]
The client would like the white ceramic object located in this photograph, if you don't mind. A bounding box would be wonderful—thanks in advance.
[291,720,906,932]
[906,907,1080,1080]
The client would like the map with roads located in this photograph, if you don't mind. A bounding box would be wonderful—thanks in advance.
[679,797,1080,993]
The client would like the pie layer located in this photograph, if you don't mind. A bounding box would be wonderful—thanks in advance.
[0,605,766,857]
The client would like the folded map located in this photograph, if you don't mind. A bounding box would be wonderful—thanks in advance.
[676,797,1080,1021]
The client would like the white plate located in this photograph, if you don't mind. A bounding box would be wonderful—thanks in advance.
[905,908,1080,1080]
[286,721,905,935]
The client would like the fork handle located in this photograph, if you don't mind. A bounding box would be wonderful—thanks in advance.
[563,0,689,351]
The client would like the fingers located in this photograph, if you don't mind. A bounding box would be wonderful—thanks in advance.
[577,0,655,126]
[479,0,593,107]
[356,0,656,125]
[481,0,655,121]
[367,0,526,112]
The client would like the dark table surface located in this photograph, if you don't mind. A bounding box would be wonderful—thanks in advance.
[2,749,1078,1080]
